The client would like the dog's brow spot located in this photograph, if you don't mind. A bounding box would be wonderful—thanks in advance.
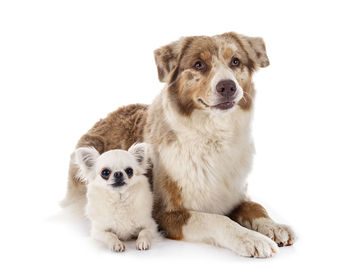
[223,48,233,60]
[199,51,211,62]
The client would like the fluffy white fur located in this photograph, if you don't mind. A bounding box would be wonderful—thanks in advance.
[75,143,159,252]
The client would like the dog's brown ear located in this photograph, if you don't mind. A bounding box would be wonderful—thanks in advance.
[238,34,270,68]
[154,38,184,82]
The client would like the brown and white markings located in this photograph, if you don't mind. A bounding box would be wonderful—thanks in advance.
[63,32,295,258]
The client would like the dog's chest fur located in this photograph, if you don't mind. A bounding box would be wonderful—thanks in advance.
[157,105,254,215]
[86,180,153,240]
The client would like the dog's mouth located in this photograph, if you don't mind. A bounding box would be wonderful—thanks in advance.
[198,98,235,110]
[111,181,126,188]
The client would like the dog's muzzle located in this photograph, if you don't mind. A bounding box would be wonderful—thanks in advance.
[112,171,125,187]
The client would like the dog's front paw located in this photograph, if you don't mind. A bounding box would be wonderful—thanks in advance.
[136,238,151,251]
[252,218,295,247]
[109,240,126,252]
[234,230,279,258]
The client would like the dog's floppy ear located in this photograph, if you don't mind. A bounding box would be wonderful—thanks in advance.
[74,147,100,180]
[238,34,270,69]
[128,142,151,172]
[154,38,185,83]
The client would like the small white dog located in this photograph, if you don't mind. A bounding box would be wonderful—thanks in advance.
[75,143,158,252]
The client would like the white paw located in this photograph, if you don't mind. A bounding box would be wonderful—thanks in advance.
[136,238,151,251]
[234,230,279,258]
[253,218,295,247]
[109,240,126,252]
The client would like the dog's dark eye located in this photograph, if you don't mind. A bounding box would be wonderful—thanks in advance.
[194,61,206,71]
[230,57,240,67]
[125,167,133,177]
[101,169,111,180]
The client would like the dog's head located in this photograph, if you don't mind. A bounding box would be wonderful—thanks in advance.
[154,32,269,116]
[75,143,149,191]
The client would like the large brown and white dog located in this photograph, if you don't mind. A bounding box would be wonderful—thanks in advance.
[63,32,295,258]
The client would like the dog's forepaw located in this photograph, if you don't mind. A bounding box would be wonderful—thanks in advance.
[252,218,295,247]
[136,238,151,251]
[109,240,126,252]
[234,230,278,258]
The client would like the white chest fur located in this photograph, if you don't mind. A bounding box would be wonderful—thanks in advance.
[159,106,254,215]
[86,180,154,240]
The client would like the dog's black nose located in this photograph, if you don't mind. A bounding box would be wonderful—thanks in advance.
[112,171,125,187]
[114,171,123,179]
[216,80,236,98]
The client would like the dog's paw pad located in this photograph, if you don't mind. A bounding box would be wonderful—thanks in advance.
[136,239,151,250]
[253,218,295,247]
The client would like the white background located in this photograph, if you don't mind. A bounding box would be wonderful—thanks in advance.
[1,0,349,274]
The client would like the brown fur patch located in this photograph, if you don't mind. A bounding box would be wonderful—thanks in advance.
[223,47,234,60]
[228,201,270,228]
[186,72,194,80]
[154,208,190,240]
[77,104,148,151]
[157,66,165,81]
[162,46,174,72]
[237,72,255,110]
[161,174,184,209]
[142,96,177,146]
[199,50,212,64]
[168,80,196,116]
[153,174,190,240]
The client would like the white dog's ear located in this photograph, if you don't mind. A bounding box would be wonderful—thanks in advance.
[128,143,151,171]
[74,147,100,180]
